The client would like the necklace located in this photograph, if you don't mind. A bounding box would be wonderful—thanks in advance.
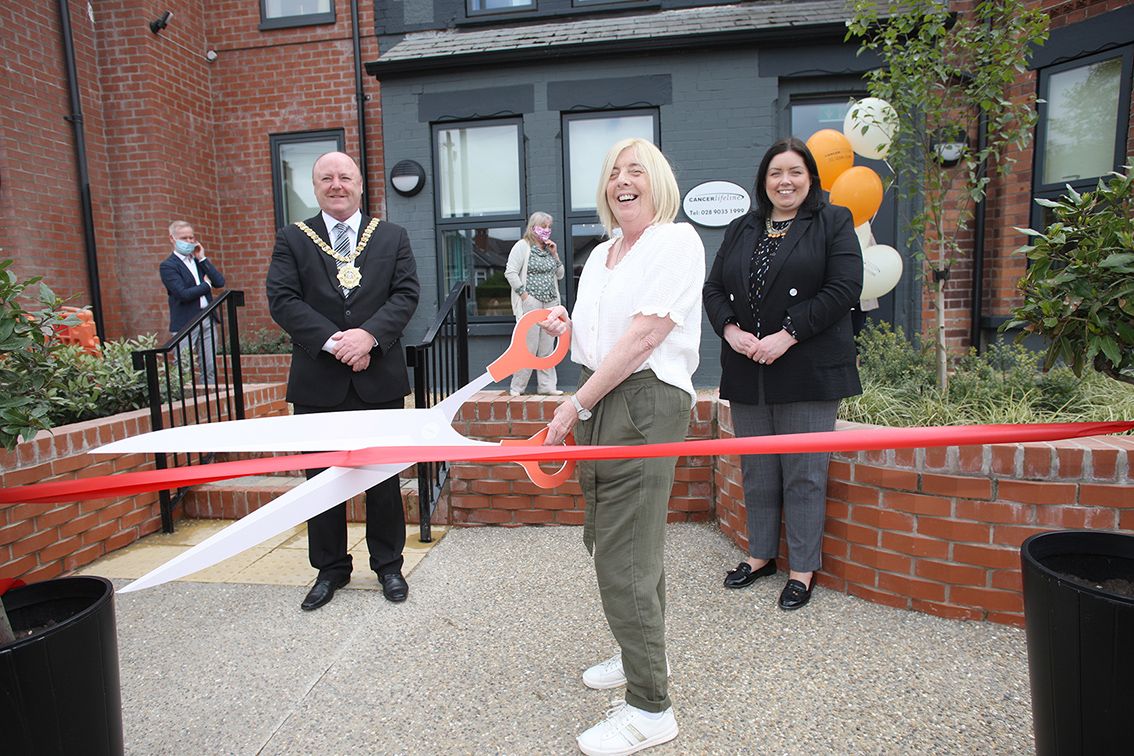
[765,217,793,239]
[294,217,380,290]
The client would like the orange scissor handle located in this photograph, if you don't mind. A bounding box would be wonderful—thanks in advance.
[486,308,571,382]
[500,428,576,488]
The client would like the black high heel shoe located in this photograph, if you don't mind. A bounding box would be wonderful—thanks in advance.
[723,559,777,589]
[778,574,815,610]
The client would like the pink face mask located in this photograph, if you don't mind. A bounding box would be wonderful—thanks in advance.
[533,226,552,243]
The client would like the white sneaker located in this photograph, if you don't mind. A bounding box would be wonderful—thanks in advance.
[545,389,565,396]
[576,700,678,756]
[582,653,671,690]
[509,389,522,397]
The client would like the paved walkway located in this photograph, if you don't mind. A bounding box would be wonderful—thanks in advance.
[84,522,1035,754]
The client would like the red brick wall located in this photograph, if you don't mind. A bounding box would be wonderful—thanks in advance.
[205,0,385,336]
[712,400,1134,625]
[0,382,287,583]
[0,0,383,342]
[445,394,717,526]
[0,1,119,332]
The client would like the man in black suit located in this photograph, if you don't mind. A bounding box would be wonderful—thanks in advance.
[160,221,225,384]
[267,152,420,611]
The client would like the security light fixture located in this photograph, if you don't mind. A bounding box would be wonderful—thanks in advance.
[390,160,426,197]
[149,10,172,34]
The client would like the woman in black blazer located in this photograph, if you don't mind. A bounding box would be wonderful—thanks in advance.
[703,137,863,610]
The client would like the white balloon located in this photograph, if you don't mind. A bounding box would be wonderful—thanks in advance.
[861,244,903,299]
[844,98,898,160]
[854,221,873,251]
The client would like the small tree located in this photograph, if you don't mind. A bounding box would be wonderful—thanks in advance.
[1004,165,1134,386]
[846,0,1049,390]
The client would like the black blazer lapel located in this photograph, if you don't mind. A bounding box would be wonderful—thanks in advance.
[763,208,814,293]
[736,214,760,309]
[303,214,344,295]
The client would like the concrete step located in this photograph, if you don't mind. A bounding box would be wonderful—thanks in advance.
[183,474,422,523]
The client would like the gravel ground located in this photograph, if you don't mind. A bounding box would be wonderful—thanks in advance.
[115,523,1034,754]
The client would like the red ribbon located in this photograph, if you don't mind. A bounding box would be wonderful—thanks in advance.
[1,421,1130,505]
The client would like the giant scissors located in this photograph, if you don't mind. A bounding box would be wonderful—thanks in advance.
[99,309,573,593]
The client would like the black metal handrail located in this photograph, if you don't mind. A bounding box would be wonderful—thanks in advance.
[405,283,469,542]
[132,290,246,532]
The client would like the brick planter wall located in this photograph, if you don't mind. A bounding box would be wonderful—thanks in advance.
[240,354,291,385]
[445,393,717,526]
[0,383,287,582]
[713,400,1134,625]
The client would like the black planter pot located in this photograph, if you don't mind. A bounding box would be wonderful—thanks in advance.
[1021,530,1134,756]
[0,575,123,755]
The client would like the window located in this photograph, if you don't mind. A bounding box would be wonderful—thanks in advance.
[433,119,525,319]
[269,130,344,229]
[260,0,334,30]
[467,0,535,15]
[1032,46,1133,229]
[561,110,658,302]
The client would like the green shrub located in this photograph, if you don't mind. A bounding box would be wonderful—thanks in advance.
[1,259,159,448]
[235,327,291,355]
[0,261,78,450]
[46,335,158,426]
[841,320,1134,427]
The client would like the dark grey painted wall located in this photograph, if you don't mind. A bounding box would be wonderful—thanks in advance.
[379,44,881,390]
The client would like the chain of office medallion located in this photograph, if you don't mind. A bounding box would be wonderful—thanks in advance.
[294,217,380,265]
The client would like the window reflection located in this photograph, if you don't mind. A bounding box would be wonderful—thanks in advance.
[567,115,656,212]
[437,124,521,218]
[441,227,522,317]
[1042,57,1122,185]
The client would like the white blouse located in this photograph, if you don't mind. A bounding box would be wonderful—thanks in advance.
[571,222,704,405]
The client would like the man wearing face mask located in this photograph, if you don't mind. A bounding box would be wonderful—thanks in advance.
[160,220,226,385]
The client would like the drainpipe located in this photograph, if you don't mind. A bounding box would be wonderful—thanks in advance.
[58,0,105,342]
[350,0,370,213]
[969,111,988,352]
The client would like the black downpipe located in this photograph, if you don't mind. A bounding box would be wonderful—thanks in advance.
[969,112,988,352]
[58,0,105,342]
[350,0,370,213]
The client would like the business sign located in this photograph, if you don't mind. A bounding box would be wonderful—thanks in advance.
[682,181,751,227]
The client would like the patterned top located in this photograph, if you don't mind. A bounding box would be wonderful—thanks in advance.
[524,244,561,302]
[746,219,792,336]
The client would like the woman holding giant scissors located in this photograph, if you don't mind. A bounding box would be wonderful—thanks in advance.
[541,137,703,756]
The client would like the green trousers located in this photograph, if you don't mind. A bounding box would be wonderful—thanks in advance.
[575,369,691,712]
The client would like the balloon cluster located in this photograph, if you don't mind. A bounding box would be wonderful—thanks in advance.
[806,98,903,300]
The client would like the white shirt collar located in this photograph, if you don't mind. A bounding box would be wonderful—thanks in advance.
[322,209,362,235]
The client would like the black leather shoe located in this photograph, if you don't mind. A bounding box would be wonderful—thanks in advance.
[301,575,349,611]
[778,577,814,610]
[723,559,777,589]
[379,572,408,603]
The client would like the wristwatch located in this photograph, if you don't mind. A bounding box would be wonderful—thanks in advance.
[570,394,592,421]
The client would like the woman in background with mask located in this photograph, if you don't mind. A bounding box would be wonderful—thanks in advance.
[504,211,565,396]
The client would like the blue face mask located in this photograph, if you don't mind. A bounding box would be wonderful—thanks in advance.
[174,239,196,255]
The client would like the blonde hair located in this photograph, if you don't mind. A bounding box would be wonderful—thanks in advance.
[168,220,193,236]
[594,138,680,235]
[523,211,553,246]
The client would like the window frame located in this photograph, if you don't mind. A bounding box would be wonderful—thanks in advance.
[259,0,336,31]
[1031,44,1133,230]
[560,108,660,308]
[466,0,536,18]
[268,129,345,230]
[432,117,527,323]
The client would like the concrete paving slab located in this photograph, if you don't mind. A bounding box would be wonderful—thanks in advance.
[110,524,1033,754]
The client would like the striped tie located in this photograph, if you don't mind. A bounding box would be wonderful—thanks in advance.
[333,222,352,297]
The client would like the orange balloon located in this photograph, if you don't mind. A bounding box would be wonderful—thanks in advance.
[806,129,855,191]
[828,166,884,226]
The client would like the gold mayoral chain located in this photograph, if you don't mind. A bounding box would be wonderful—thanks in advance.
[294,217,381,291]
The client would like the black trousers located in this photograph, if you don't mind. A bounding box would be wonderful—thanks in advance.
[294,388,405,581]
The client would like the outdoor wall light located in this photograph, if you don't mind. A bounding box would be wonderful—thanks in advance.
[933,130,969,168]
[149,10,172,34]
[390,160,426,197]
